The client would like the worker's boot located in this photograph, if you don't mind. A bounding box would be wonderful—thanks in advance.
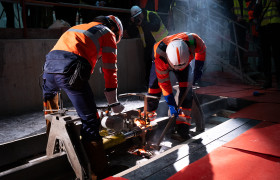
[175,124,191,140]
[43,94,59,135]
[173,108,192,140]
[82,139,109,179]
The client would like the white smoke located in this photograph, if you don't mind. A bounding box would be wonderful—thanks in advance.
[169,0,233,73]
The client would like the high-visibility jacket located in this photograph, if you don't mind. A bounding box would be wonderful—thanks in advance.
[44,22,118,89]
[233,0,249,21]
[260,0,280,26]
[137,11,168,47]
[153,32,206,96]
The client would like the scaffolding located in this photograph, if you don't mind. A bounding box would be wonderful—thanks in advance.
[169,0,259,85]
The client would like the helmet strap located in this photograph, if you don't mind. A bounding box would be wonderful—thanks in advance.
[105,17,119,41]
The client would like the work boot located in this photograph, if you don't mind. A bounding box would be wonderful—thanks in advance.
[175,124,191,140]
[82,139,109,180]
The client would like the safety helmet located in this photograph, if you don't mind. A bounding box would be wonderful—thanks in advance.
[166,40,190,70]
[131,5,142,18]
[106,15,123,44]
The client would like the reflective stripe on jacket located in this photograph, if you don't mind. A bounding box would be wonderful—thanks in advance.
[44,22,118,89]
[137,11,168,47]
[153,32,206,96]
[261,1,280,26]
[234,0,249,21]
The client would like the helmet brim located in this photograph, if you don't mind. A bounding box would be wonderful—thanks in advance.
[131,10,142,18]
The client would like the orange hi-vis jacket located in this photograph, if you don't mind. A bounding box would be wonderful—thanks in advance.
[44,22,118,89]
[153,32,206,96]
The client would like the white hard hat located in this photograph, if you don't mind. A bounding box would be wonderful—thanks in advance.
[107,15,123,43]
[166,40,190,70]
[131,5,142,18]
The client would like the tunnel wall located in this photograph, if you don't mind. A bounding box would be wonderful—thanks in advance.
[0,38,145,116]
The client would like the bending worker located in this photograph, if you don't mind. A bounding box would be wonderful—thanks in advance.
[42,15,124,179]
[146,32,206,139]
[130,5,168,88]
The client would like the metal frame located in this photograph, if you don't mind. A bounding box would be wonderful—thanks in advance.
[170,1,256,84]
[45,113,91,180]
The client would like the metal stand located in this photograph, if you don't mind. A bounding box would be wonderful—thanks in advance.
[45,113,91,180]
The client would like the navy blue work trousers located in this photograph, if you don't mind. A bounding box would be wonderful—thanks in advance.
[42,73,101,141]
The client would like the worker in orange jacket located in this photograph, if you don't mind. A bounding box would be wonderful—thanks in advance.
[146,32,206,139]
[42,15,124,179]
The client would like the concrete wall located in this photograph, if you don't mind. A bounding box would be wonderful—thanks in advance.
[0,38,145,116]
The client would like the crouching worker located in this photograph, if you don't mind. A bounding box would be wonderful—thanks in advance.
[42,15,124,179]
[147,32,206,139]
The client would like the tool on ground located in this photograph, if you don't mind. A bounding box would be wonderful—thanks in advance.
[253,91,265,96]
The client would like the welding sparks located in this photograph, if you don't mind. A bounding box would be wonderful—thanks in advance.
[128,147,154,159]
[134,118,151,129]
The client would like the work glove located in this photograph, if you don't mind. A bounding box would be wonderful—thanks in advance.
[193,60,204,85]
[164,94,179,118]
[104,89,124,113]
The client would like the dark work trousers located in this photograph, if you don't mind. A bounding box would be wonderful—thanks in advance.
[42,73,101,141]
[259,23,280,88]
[147,62,193,112]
